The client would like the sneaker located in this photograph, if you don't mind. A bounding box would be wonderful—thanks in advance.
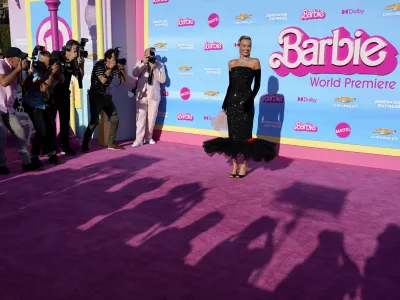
[22,161,43,172]
[61,148,76,156]
[144,139,156,145]
[0,166,10,175]
[108,144,124,151]
[49,155,62,165]
[132,140,142,148]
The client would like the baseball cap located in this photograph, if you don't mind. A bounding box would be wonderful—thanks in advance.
[5,47,28,59]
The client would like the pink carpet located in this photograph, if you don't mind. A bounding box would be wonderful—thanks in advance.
[0,141,399,299]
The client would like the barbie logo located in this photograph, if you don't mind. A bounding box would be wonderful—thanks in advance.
[177,113,194,121]
[301,9,326,20]
[177,17,195,27]
[204,41,223,51]
[294,122,318,132]
[269,27,398,77]
[180,87,191,100]
[261,94,284,103]
[161,89,169,96]
[335,122,351,138]
[208,13,220,28]
[152,0,168,3]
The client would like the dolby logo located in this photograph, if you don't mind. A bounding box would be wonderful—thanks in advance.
[298,96,317,103]
[342,9,364,14]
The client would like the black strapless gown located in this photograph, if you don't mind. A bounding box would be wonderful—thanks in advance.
[203,66,276,162]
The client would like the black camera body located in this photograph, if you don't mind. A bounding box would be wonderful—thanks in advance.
[24,45,45,70]
[78,38,89,59]
[51,50,67,69]
[149,47,156,64]
[114,47,127,66]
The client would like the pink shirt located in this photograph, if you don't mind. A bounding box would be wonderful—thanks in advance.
[0,59,18,114]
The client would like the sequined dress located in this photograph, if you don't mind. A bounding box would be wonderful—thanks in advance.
[203,66,276,162]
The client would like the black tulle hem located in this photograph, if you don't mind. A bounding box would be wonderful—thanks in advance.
[203,137,277,162]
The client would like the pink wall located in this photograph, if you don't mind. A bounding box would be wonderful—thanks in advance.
[8,0,28,52]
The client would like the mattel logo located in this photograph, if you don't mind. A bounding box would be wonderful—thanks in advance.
[298,96,317,103]
[177,112,194,121]
[152,0,168,3]
[294,122,318,132]
[336,122,351,138]
[208,13,219,28]
[177,17,195,27]
[204,41,223,51]
[342,9,364,14]
[180,87,190,100]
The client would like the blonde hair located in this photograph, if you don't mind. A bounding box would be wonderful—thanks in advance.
[238,35,251,43]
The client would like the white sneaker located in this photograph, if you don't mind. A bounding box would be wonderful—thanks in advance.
[132,140,142,147]
[144,139,156,145]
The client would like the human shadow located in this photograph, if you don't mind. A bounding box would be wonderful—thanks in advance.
[363,224,400,300]
[153,55,170,142]
[191,216,278,299]
[257,75,286,156]
[272,230,361,300]
[273,182,348,236]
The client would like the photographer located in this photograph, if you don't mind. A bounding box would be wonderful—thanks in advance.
[23,51,62,165]
[52,39,85,156]
[131,47,166,148]
[81,48,126,152]
[0,47,42,174]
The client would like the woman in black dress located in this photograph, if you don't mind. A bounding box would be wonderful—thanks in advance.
[203,35,276,178]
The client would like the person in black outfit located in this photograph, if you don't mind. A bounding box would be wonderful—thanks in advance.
[203,35,276,178]
[81,48,126,152]
[52,39,85,156]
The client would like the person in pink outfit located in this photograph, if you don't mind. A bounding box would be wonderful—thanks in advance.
[132,47,166,147]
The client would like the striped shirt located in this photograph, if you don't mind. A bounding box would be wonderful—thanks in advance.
[90,60,120,92]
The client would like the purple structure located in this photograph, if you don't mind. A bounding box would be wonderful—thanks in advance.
[44,0,61,51]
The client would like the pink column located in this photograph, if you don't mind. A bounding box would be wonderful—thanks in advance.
[45,0,61,50]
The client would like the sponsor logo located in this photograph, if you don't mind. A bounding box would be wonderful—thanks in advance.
[261,94,284,103]
[177,17,195,27]
[180,87,191,100]
[334,97,358,108]
[375,99,400,108]
[204,116,214,120]
[177,66,194,76]
[234,43,239,47]
[342,9,364,14]
[267,13,288,21]
[153,42,168,52]
[269,27,398,77]
[204,41,223,51]
[160,89,169,96]
[371,128,397,140]
[298,96,317,103]
[335,122,351,138]
[384,3,400,16]
[204,67,221,75]
[234,14,253,24]
[177,112,194,121]
[203,90,222,100]
[153,20,168,27]
[204,91,219,96]
[294,122,318,132]
[178,43,194,50]
[300,9,326,20]
[208,13,220,28]
[152,0,168,3]
[262,120,282,128]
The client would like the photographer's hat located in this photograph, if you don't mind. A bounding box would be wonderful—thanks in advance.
[5,47,28,59]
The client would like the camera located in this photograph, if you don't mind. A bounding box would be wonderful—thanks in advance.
[51,50,66,69]
[149,47,156,64]
[114,47,127,66]
[77,38,89,59]
[23,45,45,70]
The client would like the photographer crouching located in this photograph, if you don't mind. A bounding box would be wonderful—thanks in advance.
[52,39,86,156]
[81,48,126,152]
[23,51,63,165]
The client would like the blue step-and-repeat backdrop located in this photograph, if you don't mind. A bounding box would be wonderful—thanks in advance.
[148,0,400,152]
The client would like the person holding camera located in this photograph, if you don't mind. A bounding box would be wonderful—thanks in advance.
[131,47,166,148]
[52,39,85,156]
[23,51,63,166]
[0,47,42,174]
[81,48,126,152]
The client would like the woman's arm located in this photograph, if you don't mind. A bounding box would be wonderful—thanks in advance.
[222,60,234,110]
[244,59,261,112]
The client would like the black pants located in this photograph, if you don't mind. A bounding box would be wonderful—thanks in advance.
[82,92,119,148]
[55,92,71,151]
[24,105,57,157]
